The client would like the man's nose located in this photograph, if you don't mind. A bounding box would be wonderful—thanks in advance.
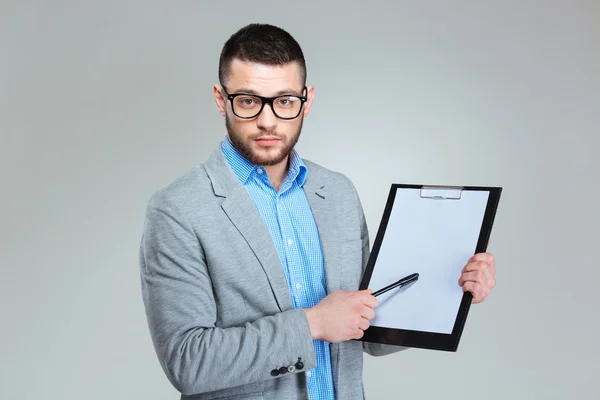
[256,102,277,131]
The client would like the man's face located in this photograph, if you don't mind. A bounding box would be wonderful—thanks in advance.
[214,58,315,166]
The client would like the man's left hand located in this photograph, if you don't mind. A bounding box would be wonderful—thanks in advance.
[458,249,496,304]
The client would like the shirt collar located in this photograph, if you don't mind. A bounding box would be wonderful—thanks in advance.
[289,147,308,187]
[221,136,307,187]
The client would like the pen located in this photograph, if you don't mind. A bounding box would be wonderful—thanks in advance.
[372,273,419,297]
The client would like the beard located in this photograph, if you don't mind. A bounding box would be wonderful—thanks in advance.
[225,114,303,166]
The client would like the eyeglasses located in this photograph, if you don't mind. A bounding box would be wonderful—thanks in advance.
[221,86,308,120]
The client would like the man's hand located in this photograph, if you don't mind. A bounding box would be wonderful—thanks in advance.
[458,250,496,304]
[304,289,378,343]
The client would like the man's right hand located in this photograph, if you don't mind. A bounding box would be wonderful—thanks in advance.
[304,289,378,343]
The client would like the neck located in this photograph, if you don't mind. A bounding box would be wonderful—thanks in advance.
[264,156,289,191]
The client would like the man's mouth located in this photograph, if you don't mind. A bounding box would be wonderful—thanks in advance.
[255,137,281,146]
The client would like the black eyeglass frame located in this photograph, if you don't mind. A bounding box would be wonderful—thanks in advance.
[221,86,308,120]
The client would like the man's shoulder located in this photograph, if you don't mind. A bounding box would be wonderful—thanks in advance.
[144,163,211,212]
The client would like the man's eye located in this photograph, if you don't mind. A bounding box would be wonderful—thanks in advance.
[237,97,259,107]
[277,97,298,107]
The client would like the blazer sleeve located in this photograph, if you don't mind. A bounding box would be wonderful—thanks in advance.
[347,178,410,357]
[138,195,316,396]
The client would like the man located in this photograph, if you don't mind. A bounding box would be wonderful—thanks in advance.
[139,23,496,400]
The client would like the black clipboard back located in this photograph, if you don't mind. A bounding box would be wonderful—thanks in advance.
[358,184,502,352]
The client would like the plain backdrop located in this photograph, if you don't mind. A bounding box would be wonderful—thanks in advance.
[1,1,599,399]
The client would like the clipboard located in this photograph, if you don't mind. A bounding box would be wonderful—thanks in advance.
[358,184,502,352]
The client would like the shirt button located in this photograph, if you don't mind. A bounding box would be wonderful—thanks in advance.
[287,239,293,246]
[257,168,263,174]
[295,283,302,290]
[306,371,312,377]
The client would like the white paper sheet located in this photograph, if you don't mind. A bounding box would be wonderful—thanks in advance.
[368,188,489,334]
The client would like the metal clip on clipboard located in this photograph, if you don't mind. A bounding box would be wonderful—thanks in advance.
[420,186,464,200]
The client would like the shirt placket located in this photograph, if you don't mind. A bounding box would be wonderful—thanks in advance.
[278,185,305,308]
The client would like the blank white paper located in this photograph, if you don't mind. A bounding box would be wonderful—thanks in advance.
[368,188,489,334]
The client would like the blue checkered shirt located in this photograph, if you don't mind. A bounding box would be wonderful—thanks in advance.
[221,137,335,400]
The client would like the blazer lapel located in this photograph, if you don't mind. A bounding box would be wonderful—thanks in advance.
[303,171,342,294]
[204,147,293,312]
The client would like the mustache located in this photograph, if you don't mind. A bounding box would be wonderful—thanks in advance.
[248,133,285,140]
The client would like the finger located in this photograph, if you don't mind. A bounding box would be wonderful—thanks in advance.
[469,252,495,267]
[462,281,485,303]
[359,292,379,309]
[354,329,365,340]
[464,255,496,280]
[458,270,487,287]
[470,261,494,286]
[465,280,492,303]
[360,306,376,320]
[462,260,489,274]
[459,267,496,293]
[359,317,370,331]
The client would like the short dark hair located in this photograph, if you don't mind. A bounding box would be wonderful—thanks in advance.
[218,23,306,87]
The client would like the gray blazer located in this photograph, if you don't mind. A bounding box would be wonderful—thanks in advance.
[139,144,405,400]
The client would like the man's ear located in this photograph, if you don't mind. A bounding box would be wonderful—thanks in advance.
[213,84,227,117]
[302,85,315,118]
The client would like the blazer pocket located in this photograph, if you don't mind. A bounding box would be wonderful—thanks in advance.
[339,239,364,291]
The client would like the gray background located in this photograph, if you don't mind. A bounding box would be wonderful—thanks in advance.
[1,1,598,399]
